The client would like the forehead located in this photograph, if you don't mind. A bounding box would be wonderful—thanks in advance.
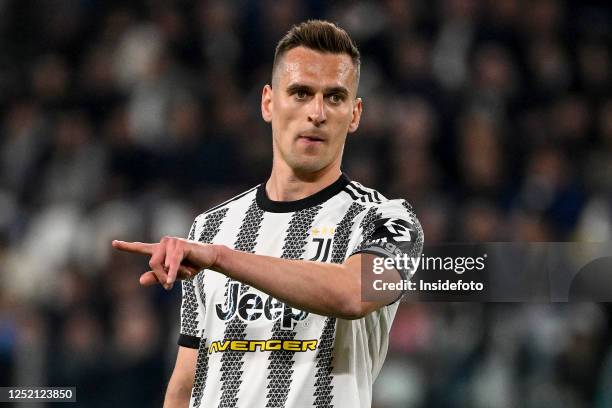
[276,46,357,90]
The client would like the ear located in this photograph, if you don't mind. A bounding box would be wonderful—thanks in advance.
[347,97,363,133]
[261,84,273,123]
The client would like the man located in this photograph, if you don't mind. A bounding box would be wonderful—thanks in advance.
[113,20,423,408]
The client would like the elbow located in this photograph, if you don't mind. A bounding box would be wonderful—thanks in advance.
[342,309,368,321]
[336,292,368,320]
[332,265,369,320]
[164,383,193,407]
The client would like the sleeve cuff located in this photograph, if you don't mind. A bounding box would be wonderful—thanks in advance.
[178,334,201,349]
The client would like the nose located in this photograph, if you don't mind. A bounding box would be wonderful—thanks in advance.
[308,94,327,126]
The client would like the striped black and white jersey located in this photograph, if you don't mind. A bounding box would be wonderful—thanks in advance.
[178,174,423,408]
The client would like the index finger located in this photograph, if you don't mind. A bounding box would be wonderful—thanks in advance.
[112,240,156,255]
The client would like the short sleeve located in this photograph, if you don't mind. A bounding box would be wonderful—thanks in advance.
[178,219,203,348]
[351,200,424,282]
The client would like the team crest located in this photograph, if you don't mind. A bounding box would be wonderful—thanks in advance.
[309,226,335,262]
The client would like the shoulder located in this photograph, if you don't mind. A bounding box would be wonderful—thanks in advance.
[346,182,424,262]
[342,180,386,204]
[192,185,259,226]
[343,180,423,252]
[343,180,419,224]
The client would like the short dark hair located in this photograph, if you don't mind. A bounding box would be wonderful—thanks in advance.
[273,20,360,83]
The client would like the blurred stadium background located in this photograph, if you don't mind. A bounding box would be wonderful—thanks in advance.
[0,0,611,406]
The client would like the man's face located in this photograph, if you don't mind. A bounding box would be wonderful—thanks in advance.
[261,46,362,176]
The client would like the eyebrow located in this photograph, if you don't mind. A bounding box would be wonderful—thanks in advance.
[286,83,350,97]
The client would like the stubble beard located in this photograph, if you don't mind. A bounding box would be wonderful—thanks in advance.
[271,132,345,177]
[282,149,328,175]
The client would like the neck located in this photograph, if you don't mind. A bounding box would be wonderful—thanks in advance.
[266,162,342,202]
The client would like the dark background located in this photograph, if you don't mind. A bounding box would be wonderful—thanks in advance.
[0,0,610,406]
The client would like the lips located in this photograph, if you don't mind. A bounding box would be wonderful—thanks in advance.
[298,133,325,143]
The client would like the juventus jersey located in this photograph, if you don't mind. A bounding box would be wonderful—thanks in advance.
[178,174,423,408]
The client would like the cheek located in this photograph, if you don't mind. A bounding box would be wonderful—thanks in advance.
[335,107,354,130]
[273,100,300,129]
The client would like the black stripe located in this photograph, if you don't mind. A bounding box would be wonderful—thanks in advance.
[198,208,230,243]
[188,220,197,240]
[342,185,359,201]
[203,186,258,215]
[350,182,384,203]
[314,318,335,407]
[217,198,265,408]
[179,279,200,337]
[358,191,377,203]
[349,182,369,197]
[351,207,381,255]
[401,200,424,259]
[188,208,229,406]
[180,210,228,340]
[191,336,210,408]
[330,202,365,264]
[265,205,322,407]
[180,221,200,337]
[312,202,365,407]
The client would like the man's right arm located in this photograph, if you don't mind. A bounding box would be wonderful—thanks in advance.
[164,346,197,408]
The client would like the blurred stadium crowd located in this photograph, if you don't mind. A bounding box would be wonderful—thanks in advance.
[0,0,610,406]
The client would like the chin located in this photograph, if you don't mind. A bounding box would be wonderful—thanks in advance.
[288,158,329,175]
[293,163,325,175]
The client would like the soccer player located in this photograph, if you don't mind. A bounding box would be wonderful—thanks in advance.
[113,20,423,408]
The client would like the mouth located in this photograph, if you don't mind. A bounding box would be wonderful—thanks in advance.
[297,134,326,144]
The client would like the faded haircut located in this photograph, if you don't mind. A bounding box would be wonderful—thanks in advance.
[272,20,360,86]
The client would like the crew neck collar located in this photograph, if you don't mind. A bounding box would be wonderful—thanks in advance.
[256,173,350,213]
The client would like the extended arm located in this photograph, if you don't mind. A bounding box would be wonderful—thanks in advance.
[214,246,400,319]
[112,238,403,319]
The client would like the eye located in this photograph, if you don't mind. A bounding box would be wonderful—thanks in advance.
[295,91,308,100]
[328,94,344,104]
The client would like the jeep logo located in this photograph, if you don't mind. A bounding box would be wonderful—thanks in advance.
[215,282,308,330]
